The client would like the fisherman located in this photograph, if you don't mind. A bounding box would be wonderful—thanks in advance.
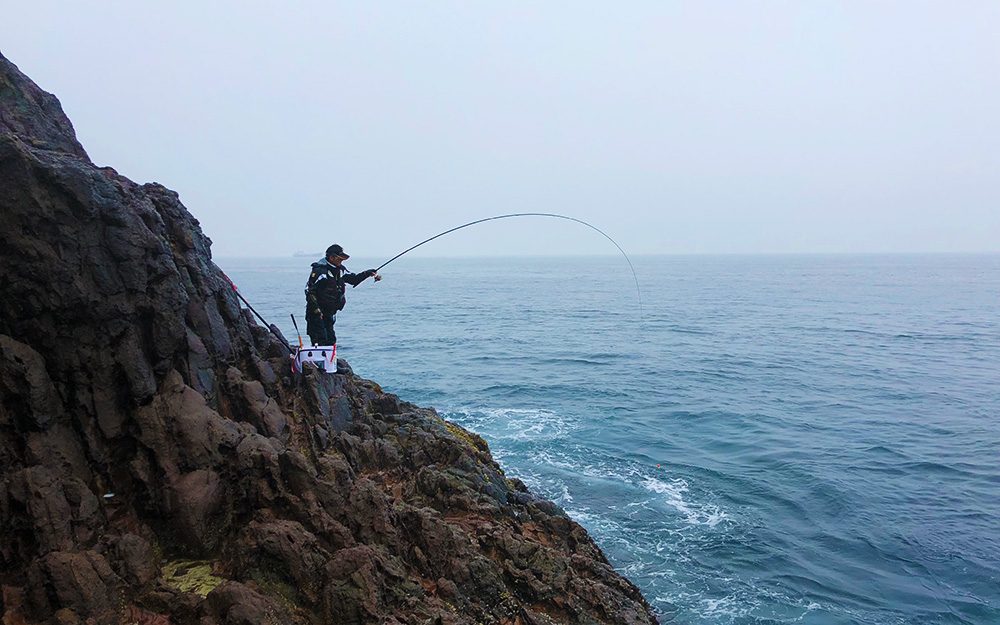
[305,244,377,346]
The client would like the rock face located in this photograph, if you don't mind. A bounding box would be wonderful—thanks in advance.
[0,52,658,625]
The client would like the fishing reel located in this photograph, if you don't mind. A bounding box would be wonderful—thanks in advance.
[374,274,382,282]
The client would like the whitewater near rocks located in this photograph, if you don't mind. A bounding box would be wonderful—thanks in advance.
[0,52,658,624]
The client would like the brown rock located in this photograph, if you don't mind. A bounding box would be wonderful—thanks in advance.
[112,534,159,586]
[205,582,295,625]
[170,469,225,550]
[0,55,88,158]
[26,551,123,624]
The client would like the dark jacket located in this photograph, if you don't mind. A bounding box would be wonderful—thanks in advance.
[305,259,371,316]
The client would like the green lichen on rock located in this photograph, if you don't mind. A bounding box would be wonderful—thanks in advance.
[161,560,226,597]
[443,420,489,453]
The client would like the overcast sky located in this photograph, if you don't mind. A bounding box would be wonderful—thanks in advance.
[3,2,998,257]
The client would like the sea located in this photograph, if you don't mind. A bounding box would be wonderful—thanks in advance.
[217,254,1000,625]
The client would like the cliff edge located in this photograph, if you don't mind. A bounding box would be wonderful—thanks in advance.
[0,52,658,625]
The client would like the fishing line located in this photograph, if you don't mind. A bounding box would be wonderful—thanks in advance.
[375,213,643,320]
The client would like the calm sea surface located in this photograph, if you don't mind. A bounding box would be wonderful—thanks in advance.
[218,254,1000,625]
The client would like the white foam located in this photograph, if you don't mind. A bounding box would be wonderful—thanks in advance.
[642,477,728,527]
[488,428,732,530]
[444,406,579,441]
[698,595,755,619]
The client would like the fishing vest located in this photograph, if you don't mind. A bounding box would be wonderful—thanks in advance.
[305,260,347,312]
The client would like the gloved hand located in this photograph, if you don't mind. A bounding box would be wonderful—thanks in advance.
[364,269,377,279]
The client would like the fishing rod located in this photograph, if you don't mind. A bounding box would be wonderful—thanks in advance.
[373,213,643,319]
[290,314,304,350]
[222,273,294,352]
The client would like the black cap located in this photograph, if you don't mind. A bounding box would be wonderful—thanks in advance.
[326,244,349,259]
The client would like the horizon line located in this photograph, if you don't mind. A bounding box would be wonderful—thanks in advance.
[214,250,1000,260]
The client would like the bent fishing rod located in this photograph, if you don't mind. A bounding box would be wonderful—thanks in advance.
[371,213,643,319]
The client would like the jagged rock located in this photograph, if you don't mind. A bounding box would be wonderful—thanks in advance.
[205,581,295,625]
[0,54,88,159]
[25,551,124,624]
[110,533,159,587]
[0,51,657,625]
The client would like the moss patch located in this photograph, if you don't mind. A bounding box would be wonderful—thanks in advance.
[161,560,226,597]
[443,421,489,453]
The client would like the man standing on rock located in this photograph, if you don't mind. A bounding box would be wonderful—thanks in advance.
[305,244,377,346]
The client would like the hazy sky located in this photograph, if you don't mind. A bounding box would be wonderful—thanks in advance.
[3,2,998,257]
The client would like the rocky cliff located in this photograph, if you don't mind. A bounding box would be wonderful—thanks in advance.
[0,52,658,625]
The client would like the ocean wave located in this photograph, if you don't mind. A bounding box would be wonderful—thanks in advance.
[640,477,728,527]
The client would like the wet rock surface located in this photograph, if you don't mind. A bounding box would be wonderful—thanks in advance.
[0,52,658,624]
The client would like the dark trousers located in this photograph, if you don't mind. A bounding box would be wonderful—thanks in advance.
[305,308,336,346]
